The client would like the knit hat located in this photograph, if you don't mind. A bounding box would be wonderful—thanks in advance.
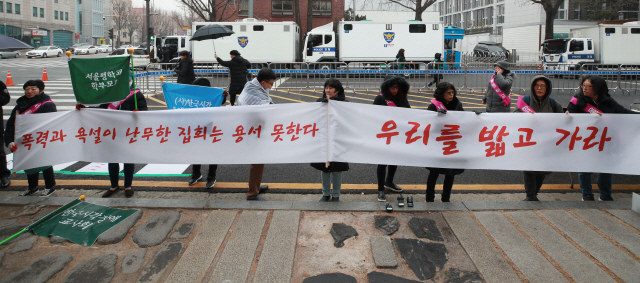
[494,60,510,71]
[230,50,241,56]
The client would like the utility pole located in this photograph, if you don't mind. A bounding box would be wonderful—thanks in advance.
[248,0,253,18]
[146,0,151,55]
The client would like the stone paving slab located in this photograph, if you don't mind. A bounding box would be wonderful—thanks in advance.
[252,210,301,283]
[290,201,385,211]
[89,198,208,209]
[208,210,268,283]
[474,211,568,283]
[132,211,181,248]
[137,242,184,283]
[0,253,73,283]
[442,212,521,283]
[96,210,143,245]
[0,196,44,206]
[539,210,640,283]
[546,201,631,210]
[370,236,398,268]
[607,209,640,231]
[10,237,37,254]
[165,210,237,282]
[61,253,117,283]
[572,209,640,257]
[37,197,77,207]
[0,219,17,228]
[121,250,146,275]
[506,211,615,283]
[169,222,195,239]
[463,201,555,210]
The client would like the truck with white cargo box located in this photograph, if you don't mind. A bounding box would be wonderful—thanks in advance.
[542,22,640,71]
[191,18,300,66]
[304,21,444,64]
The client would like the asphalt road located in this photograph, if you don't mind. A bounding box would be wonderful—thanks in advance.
[1,56,639,192]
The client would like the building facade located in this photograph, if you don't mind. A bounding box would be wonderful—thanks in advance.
[435,0,599,53]
[0,0,75,48]
[76,0,110,45]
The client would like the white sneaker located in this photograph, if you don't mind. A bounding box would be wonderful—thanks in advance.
[40,186,56,197]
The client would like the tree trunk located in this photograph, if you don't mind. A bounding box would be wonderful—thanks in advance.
[307,0,313,35]
[294,0,303,62]
[415,0,423,20]
[544,9,555,40]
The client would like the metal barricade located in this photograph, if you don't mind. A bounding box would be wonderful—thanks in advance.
[510,62,541,94]
[345,62,390,92]
[463,62,495,91]
[427,62,464,93]
[541,63,581,93]
[581,64,621,93]
[268,62,310,90]
[307,62,348,92]
[385,62,428,93]
[619,64,639,95]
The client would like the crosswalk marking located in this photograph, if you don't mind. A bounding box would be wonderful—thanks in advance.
[76,163,121,173]
[135,164,190,175]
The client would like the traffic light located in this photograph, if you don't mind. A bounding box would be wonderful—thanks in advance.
[108,29,113,38]
[148,27,154,40]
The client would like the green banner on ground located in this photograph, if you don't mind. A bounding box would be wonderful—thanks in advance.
[30,199,139,246]
[68,56,131,104]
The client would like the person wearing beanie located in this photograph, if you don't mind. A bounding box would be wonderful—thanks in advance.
[483,60,514,112]
[0,80,11,188]
[215,50,251,106]
[5,80,57,196]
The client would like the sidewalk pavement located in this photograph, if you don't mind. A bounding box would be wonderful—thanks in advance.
[0,192,639,283]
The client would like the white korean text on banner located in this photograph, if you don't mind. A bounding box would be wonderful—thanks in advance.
[13,101,640,175]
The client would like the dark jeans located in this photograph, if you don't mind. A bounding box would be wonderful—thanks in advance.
[191,164,217,181]
[376,165,397,191]
[27,167,55,189]
[223,92,239,106]
[0,135,11,178]
[426,173,454,202]
[523,171,546,198]
[578,173,612,198]
[109,163,134,188]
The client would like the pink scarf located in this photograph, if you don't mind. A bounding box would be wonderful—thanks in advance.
[20,100,54,115]
[570,97,603,114]
[490,75,511,107]
[378,94,396,107]
[108,89,137,110]
[516,96,535,113]
[431,99,447,111]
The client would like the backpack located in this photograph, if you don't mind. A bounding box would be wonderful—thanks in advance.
[523,95,560,113]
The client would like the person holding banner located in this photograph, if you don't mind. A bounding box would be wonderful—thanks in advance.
[175,50,196,85]
[215,50,251,106]
[0,80,12,188]
[311,79,349,202]
[97,88,148,198]
[188,78,221,189]
[482,60,513,112]
[373,75,410,202]
[5,80,57,196]
[425,82,465,202]
[567,75,637,201]
[237,68,277,201]
[515,75,563,201]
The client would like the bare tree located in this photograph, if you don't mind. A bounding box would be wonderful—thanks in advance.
[381,0,438,20]
[178,0,237,22]
[111,0,132,47]
[574,0,639,20]
[529,0,563,40]
[125,11,142,46]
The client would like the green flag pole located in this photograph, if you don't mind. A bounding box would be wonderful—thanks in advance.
[0,197,85,246]
[129,49,138,111]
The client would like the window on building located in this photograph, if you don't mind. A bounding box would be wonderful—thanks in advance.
[272,0,293,16]
[65,12,68,20]
[312,1,331,16]
[253,25,264,31]
[485,7,493,25]
[54,0,58,2]
[409,24,426,33]
[0,1,3,13]
[238,0,248,17]
[486,0,492,4]
[6,2,11,13]
[455,0,461,12]
[573,8,580,20]
[438,2,443,15]
[123,32,127,38]
[497,5,505,24]
[55,10,58,19]
[14,3,18,14]
[554,0,566,19]
[40,8,44,17]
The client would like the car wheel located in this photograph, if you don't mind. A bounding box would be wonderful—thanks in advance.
[57,52,61,57]
[43,53,48,58]
[14,54,19,58]
[0,55,3,59]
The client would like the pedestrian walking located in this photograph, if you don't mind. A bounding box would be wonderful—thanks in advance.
[425,82,465,202]
[427,53,444,87]
[373,75,410,202]
[84,87,148,198]
[395,48,406,70]
[515,75,563,201]
[0,80,12,188]
[216,50,251,106]
[175,50,195,84]
[188,78,222,189]
[237,68,276,201]
[566,75,637,201]
[5,80,57,196]
[483,60,514,112]
[311,79,349,202]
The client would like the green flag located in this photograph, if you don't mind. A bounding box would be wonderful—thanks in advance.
[29,199,139,246]
[69,56,131,104]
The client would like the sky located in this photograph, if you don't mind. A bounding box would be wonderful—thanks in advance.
[131,0,371,13]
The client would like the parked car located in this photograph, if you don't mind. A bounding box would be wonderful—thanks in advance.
[0,50,20,59]
[97,45,113,53]
[119,45,134,49]
[75,45,99,55]
[473,41,509,62]
[67,43,90,53]
[109,48,150,69]
[26,46,63,58]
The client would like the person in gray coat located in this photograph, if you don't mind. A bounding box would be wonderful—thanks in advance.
[514,75,562,201]
[483,60,514,112]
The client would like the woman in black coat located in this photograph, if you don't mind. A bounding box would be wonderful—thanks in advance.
[311,79,349,202]
[425,82,465,202]
[216,50,251,106]
[373,75,410,202]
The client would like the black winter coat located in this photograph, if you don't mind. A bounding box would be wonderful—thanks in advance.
[567,91,636,114]
[426,96,465,176]
[175,57,196,84]
[373,76,411,108]
[310,95,349,173]
[98,90,148,111]
[217,56,251,95]
[0,81,11,135]
[5,93,57,146]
